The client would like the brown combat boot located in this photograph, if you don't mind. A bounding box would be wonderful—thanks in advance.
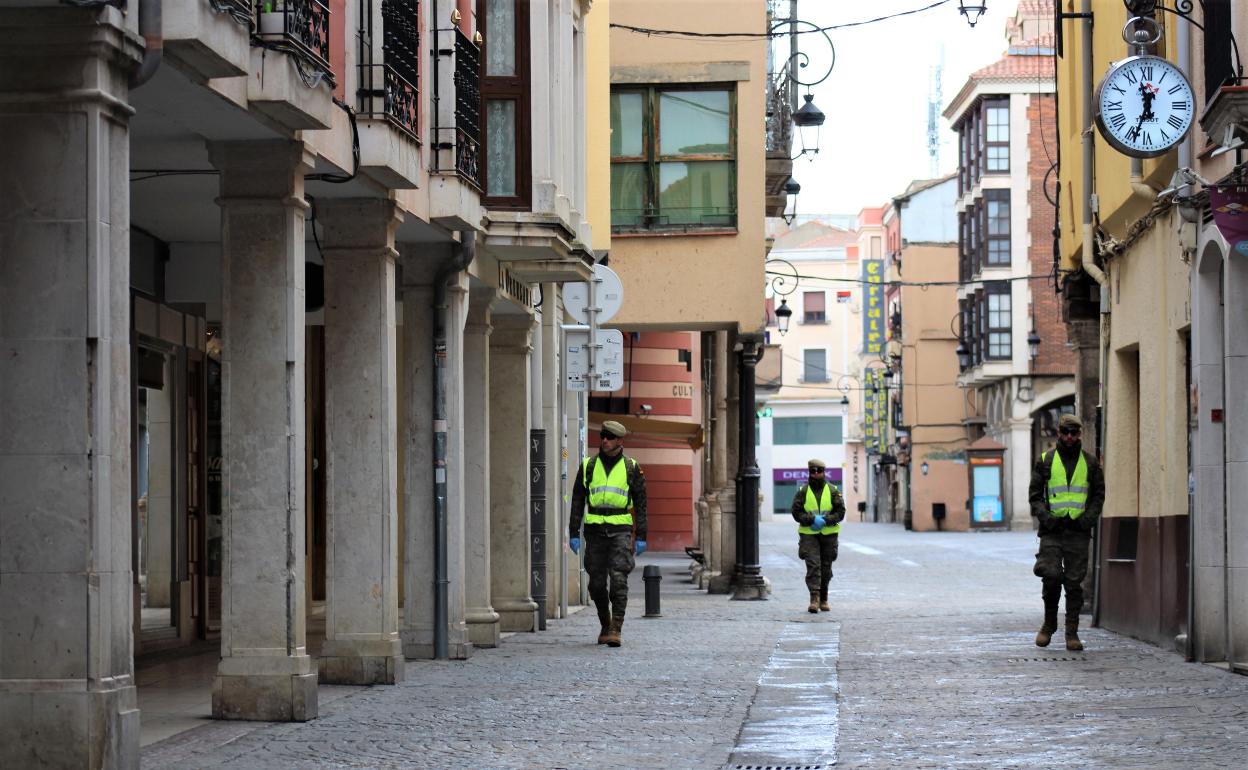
[819,587,831,612]
[604,617,624,648]
[596,606,612,645]
[1035,621,1057,647]
[1065,619,1084,651]
[807,592,820,614]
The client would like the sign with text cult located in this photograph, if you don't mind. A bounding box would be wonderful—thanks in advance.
[862,259,885,356]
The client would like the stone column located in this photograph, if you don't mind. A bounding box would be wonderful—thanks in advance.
[490,313,539,631]
[707,332,734,594]
[1005,417,1033,531]
[464,288,500,647]
[209,140,317,721]
[540,286,563,622]
[399,247,472,659]
[317,199,404,684]
[145,365,175,607]
[0,8,142,767]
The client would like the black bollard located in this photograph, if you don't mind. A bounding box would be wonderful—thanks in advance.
[643,565,662,618]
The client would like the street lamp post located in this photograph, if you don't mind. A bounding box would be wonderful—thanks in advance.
[765,257,799,336]
[733,336,768,600]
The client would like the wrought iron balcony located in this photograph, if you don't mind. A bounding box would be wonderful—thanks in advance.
[765,80,793,157]
[452,27,482,189]
[356,0,421,141]
[255,0,332,76]
[213,0,255,27]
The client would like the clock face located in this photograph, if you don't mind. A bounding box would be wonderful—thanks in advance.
[1095,55,1195,158]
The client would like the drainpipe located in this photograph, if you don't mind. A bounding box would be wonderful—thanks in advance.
[1176,9,1196,663]
[1079,0,1110,627]
[433,232,475,659]
[130,0,163,88]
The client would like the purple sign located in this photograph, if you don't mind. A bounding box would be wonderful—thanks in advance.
[1210,185,1248,257]
[773,467,843,483]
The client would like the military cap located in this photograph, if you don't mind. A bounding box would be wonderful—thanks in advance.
[601,420,628,438]
[807,458,827,470]
[1058,413,1083,429]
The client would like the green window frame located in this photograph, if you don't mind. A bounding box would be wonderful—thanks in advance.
[610,84,737,233]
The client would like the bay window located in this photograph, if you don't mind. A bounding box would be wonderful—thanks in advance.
[611,85,737,232]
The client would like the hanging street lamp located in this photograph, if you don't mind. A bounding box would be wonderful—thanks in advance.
[958,1,987,28]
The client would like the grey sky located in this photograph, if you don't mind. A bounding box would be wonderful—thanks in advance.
[784,0,1023,216]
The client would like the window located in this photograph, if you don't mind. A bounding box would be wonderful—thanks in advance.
[958,211,968,281]
[479,0,531,207]
[1203,2,1235,102]
[610,86,736,232]
[987,282,1011,360]
[773,416,843,445]
[802,291,826,323]
[802,349,827,382]
[984,189,1010,266]
[985,100,1009,172]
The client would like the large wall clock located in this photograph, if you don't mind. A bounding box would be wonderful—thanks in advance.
[1094,54,1195,159]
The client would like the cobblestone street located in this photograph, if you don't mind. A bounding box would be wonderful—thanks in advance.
[142,521,1248,769]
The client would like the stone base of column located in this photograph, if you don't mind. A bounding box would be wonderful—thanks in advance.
[402,640,475,660]
[0,681,139,769]
[495,598,538,632]
[731,575,772,601]
[466,608,501,648]
[212,656,318,722]
[697,570,722,591]
[707,573,734,594]
[318,639,405,685]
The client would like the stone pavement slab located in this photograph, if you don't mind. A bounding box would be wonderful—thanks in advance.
[142,521,1248,769]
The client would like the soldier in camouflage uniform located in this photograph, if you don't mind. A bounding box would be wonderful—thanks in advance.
[790,458,846,614]
[1029,413,1105,651]
[568,420,647,647]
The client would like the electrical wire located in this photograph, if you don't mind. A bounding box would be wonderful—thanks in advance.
[610,0,952,39]
[764,269,1059,288]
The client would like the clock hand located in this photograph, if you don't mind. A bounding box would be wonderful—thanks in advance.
[1127,110,1146,142]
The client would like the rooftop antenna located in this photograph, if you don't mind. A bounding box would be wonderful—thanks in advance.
[927,45,944,177]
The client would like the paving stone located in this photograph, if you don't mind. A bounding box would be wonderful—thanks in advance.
[142,521,1248,769]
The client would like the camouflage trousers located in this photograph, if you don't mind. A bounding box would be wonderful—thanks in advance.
[1034,529,1091,620]
[798,533,839,593]
[584,527,635,619]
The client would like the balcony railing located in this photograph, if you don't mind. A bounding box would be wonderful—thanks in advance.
[213,0,255,27]
[765,78,792,157]
[356,0,420,141]
[453,27,482,188]
[256,0,332,76]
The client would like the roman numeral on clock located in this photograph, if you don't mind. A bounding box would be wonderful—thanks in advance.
[1109,113,1127,130]
[1172,100,1189,112]
[1168,83,1184,95]
[1142,65,1154,80]
[1125,70,1139,84]
[1167,115,1184,130]
[1106,100,1122,112]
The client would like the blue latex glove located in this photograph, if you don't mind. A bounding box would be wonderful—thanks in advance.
[569,537,581,554]
[634,540,647,556]
[811,516,827,530]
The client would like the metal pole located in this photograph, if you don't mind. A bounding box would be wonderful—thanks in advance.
[732,337,767,600]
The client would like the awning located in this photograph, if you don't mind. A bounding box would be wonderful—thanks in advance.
[588,412,704,451]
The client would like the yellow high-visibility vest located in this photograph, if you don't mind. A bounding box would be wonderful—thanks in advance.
[583,456,634,526]
[799,484,840,535]
[1047,450,1089,519]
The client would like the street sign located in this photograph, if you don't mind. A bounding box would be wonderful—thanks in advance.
[564,264,624,325]
[564,326,624,392]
